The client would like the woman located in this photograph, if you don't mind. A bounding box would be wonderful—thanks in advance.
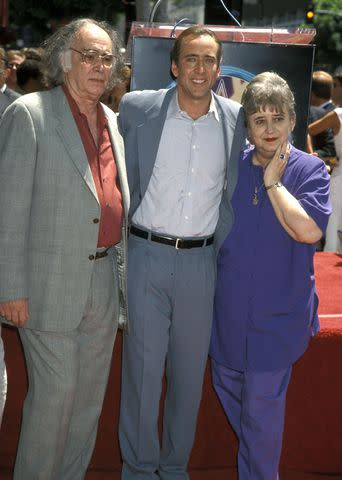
[308,107,342,252]
[210,72,331,480]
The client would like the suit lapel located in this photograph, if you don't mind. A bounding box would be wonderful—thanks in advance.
[215,93,235,164]
[51,87,99,203]
[137,88,174,197]
[104,105,130,218]
[215,94,246,200]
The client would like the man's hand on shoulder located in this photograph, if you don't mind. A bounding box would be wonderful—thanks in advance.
[0,298,29,327]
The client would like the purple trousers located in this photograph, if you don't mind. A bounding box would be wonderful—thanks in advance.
[212,359,292,480]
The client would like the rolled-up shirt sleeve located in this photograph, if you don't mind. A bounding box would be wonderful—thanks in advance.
[289,151,332,234]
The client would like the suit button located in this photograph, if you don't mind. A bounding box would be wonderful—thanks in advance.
[88,254,95,260]
[93,218,99,224]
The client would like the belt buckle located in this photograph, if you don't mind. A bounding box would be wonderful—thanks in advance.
[175,238,181,250]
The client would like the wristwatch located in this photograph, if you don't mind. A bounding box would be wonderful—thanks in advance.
[265,181,283,191]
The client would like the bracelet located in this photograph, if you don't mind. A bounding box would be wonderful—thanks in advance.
[265,181,283,191]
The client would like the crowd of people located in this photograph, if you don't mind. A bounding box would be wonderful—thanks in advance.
[307,70,342,252]
[0,17,339,480]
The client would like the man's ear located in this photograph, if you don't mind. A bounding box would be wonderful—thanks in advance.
[171,61,178,79]
[60,50,72,72]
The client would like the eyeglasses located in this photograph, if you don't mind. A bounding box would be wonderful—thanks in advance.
[6,62,20,69]
[69,48,114,68]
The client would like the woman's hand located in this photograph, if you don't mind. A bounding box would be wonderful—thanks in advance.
[263,142,290,186]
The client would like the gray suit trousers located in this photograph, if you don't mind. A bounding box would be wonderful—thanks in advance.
[14,251,120,480]
[119,234,216,480]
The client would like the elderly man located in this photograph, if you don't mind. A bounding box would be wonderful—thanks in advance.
[0,18,129,480]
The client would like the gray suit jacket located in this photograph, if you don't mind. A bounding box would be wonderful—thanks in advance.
[3,86,21,102]
[118,87,246,253]
[0,86,129,331]
[0,93,10,116]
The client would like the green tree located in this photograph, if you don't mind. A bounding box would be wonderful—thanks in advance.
[305,0,342,70]
[9,0,124,43]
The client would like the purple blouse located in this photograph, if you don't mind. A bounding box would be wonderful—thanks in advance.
[210,146,331,372]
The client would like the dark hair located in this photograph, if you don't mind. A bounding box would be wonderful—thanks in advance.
[241,72,296,123]
[16,59,44,89]
[333,73,342,87]
[170,25,222,66]
[311,71,333,100]
[42,18,124,89]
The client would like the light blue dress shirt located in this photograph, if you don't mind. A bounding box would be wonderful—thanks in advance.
[132,91,226,237]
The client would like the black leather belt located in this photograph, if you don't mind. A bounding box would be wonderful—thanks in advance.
[130,226,214,250]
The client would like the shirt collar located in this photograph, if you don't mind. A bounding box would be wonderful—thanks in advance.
[1,84,7,93]
[208,94,220,122]
[321,100,333,110]
[62,84,107,128]
[167,89,220,122]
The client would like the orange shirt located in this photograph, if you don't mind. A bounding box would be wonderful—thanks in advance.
[63,85,123,247]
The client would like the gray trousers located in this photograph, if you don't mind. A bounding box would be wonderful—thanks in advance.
[119,234,216,480]
[14,252,119,480]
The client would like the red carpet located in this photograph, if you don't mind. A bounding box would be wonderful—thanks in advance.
[315,252,342,330]
[1,252,342,479]
[280,253,342,479]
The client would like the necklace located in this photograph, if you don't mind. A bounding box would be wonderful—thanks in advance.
[252,181,264,206]
[250,152,266,206]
